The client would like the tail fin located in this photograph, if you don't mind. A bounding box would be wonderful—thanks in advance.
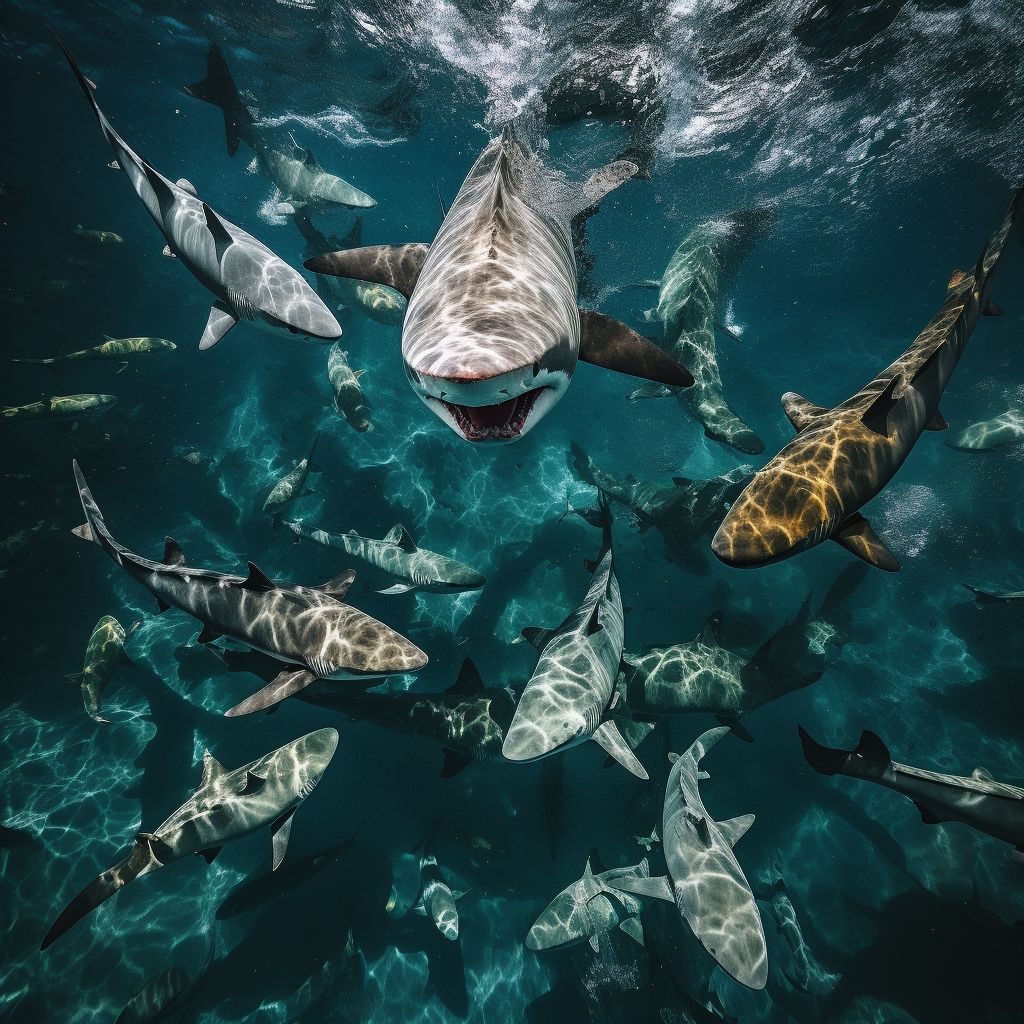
[11,357,58,366]
[329,217,363,252]
[962,584,1001,605]
[41,837,159,949]
[290,212,332,259]
[183,43,251,158]
[798,726,891,780]
[973,187,1024,306]
[70,460,117,555]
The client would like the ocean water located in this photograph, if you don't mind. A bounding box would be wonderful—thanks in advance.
[1,1,1023,1022]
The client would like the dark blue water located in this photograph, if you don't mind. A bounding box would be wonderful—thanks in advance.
[1,2,1022,1022]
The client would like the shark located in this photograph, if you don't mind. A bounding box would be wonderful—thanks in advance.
[571,441,753,576]
[263,434,320,517]
[526,848,652,953]
[604,727,768,990]
[799,726,1024,863]
[287,519,486,595]
[301,657,515,778]
[945,406,1024,451]
[962,584,1024,604]
[294,214,407,327]
[327,344,373,432]
[12,336,177,367]
[69,461,427,716]
[636,210,772,454]
[54,36,341,349]
[67,614,140,723]
[2,394,116,423]
[185,43,376,215]
[114,944,215,1024]
[304,120,693,443]
[387,821,464,939]
[712,189,1023,572]
[503,501,647,778]
[40,728,339,949]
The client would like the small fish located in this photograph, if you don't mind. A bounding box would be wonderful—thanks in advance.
[13,336,176,367]
[2,394,117,422]
[73,225,124,245]
[67,615,139,723]
[263,434,320,516]
[326,344,372,432]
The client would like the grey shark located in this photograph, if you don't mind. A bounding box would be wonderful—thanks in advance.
[387,822,464,940]
[2,394,116,423]
[69,461,427,716]
[40,728,339,949]
[301,657,515,777]
[295,214,406,327]
[639,210,772,454]
[55,37,341,349]
[526,848,652,953]
[945,406,1024,451]
[503,513,647,778]
[305,122,692,443]
[287,519,486,595]
[712,189,1022,572]
[263,434,320,516]
[114,945,214,1024]
[327,343,373,433]
[962,584,1024,604]
[799,726,1024,863]
[186,43,376,214]
[68,614,140,723]
[13,336,176,367]
[571,441,753,576]
[606,727,768,990]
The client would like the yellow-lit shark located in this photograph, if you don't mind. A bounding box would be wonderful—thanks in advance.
[713,189,1022,572]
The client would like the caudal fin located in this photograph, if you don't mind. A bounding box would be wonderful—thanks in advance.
[798,726,891,780]
[70,460,115,552]
[41,838,158,950]
[183,43,251,158]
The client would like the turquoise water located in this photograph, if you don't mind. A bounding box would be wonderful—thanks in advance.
[1,2,1023,1022]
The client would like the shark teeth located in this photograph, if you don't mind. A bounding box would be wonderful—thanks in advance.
[441,390,541,441]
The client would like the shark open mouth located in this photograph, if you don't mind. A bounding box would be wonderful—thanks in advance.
[441,390,541,441]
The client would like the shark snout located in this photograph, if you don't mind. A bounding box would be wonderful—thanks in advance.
[502,713,584,763]
[291,728,340,789]
[526,894,583,950]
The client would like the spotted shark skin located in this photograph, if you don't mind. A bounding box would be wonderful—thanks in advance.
[327,344,373,432]
[185,43,376,215]
[305,124,692,443]
[643,211,771,454]
[526,852,652,953]
[2,394,116,422]
[69,462,426,705]
[263,434,319,516]
[713,189,1023,573]
[606,727,767,990]
[12,336,177,366]
[40,728,339,949]
[300,658,515,777]
[571,441,753,576]
[503,548,647,778]
[55,37,341,349]
[799,728,1024,863]
[68,614,139,723]
[945,407,1024,452]
[287,519,486,595]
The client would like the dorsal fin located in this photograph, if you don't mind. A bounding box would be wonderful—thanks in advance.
[384,524,417,551]
[445,658,484,696]
[781,392,830,432]
[163,536,186,566]
[175,177,198,196]
[861,376,902,438]
[317,569,356,600]
[521,626,556,651]
[973,767,995,782]
[698,610,722,645]
[301,147,321,170]
[203,202,234,261]
[241,561,276,591]
[588,846,607,875]
[200,749,226,788]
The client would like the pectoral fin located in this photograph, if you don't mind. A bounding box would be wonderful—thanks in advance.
[604,873,674,903]
[619,917,644,945]
[575,160,638,213]
[378,583,416,595]
[440,749,474,778]
[716,813,755,847]
[578,310,694,388]
[161,244,178,258]
[304,243,429,299]
[223,668,318,717]
[925,410,949,430]
[591,721,649,779]
[588,933,600,953]
[199,302,238,351]
[832,513,901,572]
[271,807,296,870]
